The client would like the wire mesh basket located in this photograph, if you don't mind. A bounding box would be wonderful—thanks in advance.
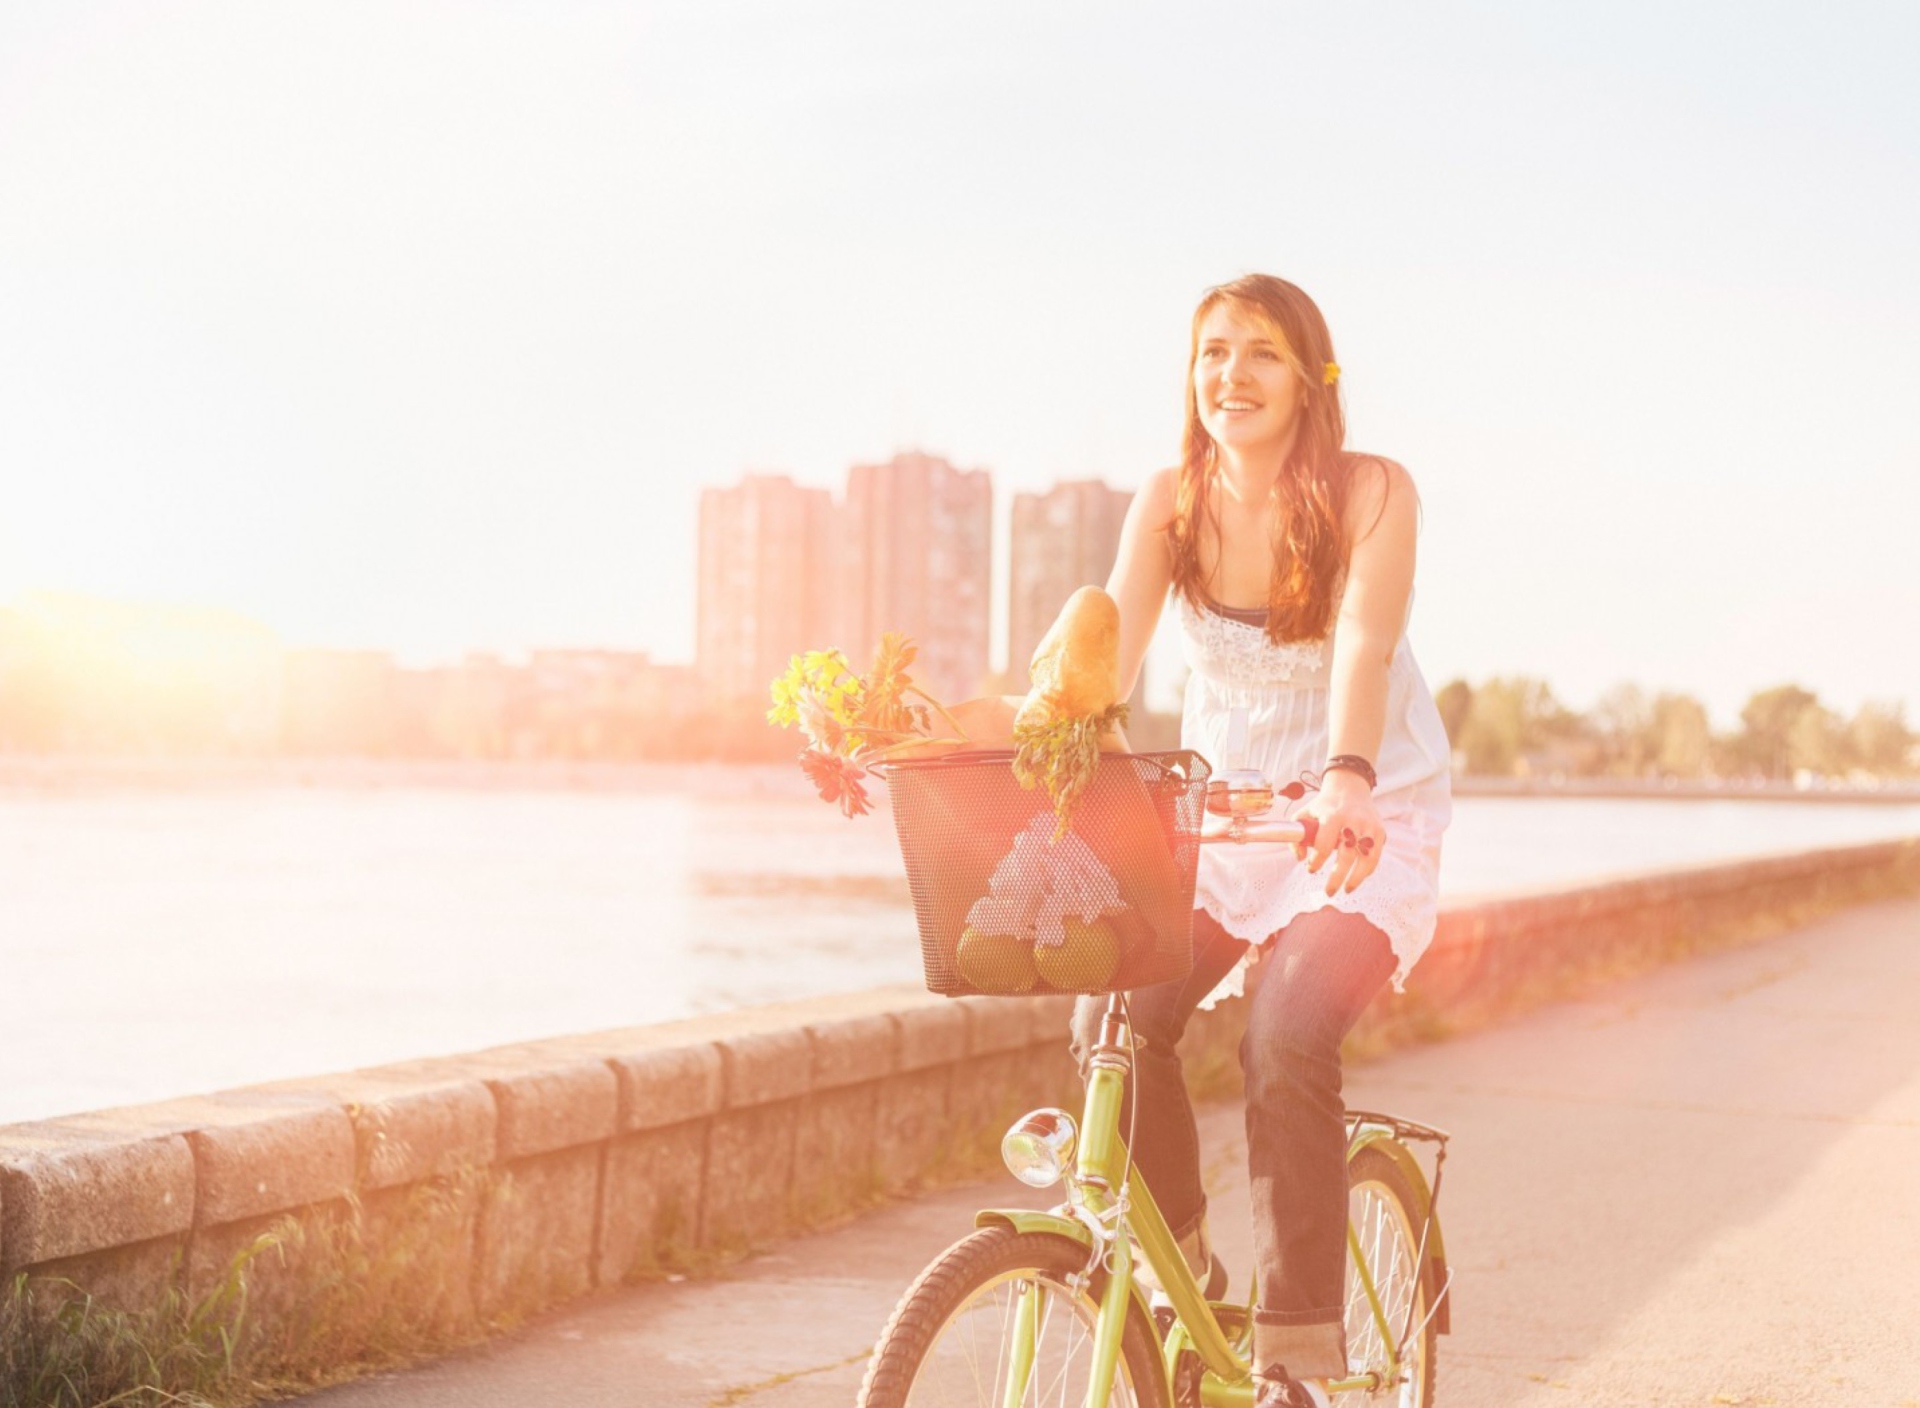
[879,750,1213,997]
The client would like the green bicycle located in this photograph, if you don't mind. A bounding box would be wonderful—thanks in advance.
[859,753,1452,1408]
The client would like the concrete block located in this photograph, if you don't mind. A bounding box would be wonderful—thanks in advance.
[958,996,1034,1055]
[16,1234,187,1319]
[598,1122,706,1284]
[350,1081,497,1190]
[1028,1040,1083,1105]
[352,1177,485,1340]
[0,1126,194,1266]
[792,1081,881,1225]
[243,1067,497,1191]
[701,1099,799,1255]
[719,1028,813,1108]
[1025,992,1077,1045]
[189,1102,356,1227]
[474,1146,602,1319]
[895,1001,967,1071]
[608,1043,724,1133]
[594,983,934,1053]
[186,1200,349,1320]
[808,1013,898,1090]
[945,1051,1046,1167]
[873,1065,955,1192]
[486,1061,618,1161]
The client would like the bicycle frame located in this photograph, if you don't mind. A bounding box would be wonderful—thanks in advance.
[976,992,1445,1407]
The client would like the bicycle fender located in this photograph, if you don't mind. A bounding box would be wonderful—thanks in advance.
[972,1209,1168,1358]
[1347,1128,1452,1335]
[973,1207,1096,1248]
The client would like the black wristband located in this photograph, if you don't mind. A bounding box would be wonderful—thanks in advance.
[1324,754,1378,790]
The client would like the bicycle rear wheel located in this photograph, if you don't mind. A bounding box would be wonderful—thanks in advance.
[857,1226,1171,1408]
[1340,1146,1437,1408]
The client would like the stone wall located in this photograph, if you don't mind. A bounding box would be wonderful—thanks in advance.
[3,836,1915,1348]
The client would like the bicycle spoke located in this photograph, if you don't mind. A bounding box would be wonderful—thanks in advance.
[867,1232,1151,1408]
[1339,1167,1431,1408]
[898,1275,1125,1408]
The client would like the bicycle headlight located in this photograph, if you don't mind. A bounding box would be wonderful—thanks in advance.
[1001,1108,1078,1188]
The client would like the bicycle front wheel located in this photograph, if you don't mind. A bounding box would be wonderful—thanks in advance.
[1340,1146,1438,1408]
[857,1226,1171,1408]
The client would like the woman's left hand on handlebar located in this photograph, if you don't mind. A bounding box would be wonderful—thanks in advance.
[1296,769,1387,896]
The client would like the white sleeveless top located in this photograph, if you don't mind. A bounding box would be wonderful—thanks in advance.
[1174,591,1452,1007]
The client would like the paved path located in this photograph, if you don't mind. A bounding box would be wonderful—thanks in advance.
[296,893,1920,1407]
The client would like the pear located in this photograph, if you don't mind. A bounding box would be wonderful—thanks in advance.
[1034,916,1120,992]
[956,927,1037,994]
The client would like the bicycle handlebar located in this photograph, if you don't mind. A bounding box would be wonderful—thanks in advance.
[1198,814,1319,847]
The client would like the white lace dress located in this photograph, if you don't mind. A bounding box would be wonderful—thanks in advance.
[1174,591,1452,1007]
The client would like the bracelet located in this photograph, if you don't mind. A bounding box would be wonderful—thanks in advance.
[1324,754,1378,790]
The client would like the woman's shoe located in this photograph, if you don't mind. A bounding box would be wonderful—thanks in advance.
[1253,1366,1331,1408]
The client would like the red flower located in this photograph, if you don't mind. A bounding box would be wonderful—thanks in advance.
[798,746,874,818]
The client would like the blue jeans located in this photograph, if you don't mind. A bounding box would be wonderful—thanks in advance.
[1069,906,1395,1380]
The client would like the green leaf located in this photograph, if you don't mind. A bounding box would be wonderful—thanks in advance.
[1012,703,1131,839]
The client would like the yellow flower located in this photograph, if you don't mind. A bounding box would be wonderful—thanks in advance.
[1322,361,1341,386]
[768,648,865,733]
[767,657,806,726]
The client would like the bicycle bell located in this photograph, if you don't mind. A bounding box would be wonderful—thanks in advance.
[1206,767,1276,819]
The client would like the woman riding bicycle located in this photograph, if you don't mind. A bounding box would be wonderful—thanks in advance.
[1070,273,1453,1408]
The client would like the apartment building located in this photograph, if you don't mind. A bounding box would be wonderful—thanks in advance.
[1007,479,1132,689]
[841,450,992,702]
[696,474,839,707]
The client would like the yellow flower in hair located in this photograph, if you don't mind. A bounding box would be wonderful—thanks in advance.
[1322,361,1341,386]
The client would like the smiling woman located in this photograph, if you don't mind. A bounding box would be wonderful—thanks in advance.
[1075,273,1456,1407]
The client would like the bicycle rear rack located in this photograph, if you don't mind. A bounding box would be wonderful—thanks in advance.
[1346,1108,1449,1147]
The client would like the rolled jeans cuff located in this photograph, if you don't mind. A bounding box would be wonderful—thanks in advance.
[1253,1313,1346,1382]
[1167,1200,1208,1246]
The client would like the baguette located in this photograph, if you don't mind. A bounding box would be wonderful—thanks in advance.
[1013,587,1132,834]
[1015,586,1122,730]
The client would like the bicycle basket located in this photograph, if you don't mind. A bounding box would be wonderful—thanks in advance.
[878,750,1213,997]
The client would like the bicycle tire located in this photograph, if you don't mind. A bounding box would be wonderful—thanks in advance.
[857,1225,1172,1408]
[1341,1146,1439,1408]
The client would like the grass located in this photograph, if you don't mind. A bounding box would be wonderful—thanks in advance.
[0,1170,493,1408]
[2,1234,267,1408]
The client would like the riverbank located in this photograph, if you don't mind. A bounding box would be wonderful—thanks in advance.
[4,837,1916,1407]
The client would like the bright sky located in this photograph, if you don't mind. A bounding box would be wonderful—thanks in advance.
[3,1,1915,724]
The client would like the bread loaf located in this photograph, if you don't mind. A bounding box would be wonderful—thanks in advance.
[1016,586,1121,729]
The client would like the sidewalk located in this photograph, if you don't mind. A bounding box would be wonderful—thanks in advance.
[294,892,1920,1407]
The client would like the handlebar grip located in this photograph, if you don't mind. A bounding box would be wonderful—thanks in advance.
[1199,815,1319,846]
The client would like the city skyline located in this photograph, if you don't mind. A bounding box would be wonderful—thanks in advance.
[4,449,1909,744]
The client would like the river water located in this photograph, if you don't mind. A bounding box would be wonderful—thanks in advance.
[3,767,1916,1125]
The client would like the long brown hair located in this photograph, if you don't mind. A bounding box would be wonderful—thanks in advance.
[1167,274,1353,644]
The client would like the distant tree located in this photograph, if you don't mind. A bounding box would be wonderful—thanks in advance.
[1433,679,1473,750]
[1846,700,1913,776]
[1649,692,1711,778]
[1455,682,1517,776]
[1737,684,1822,779]
[1787,703,1847,777]
[1592,682,1653,776]
[1456,676,1574,775]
